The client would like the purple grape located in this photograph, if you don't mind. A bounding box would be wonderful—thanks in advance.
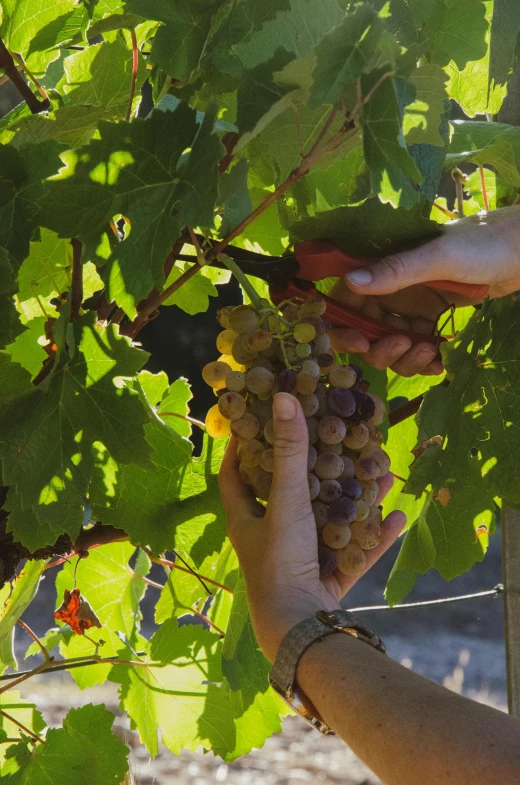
[340,477,363,500]
[318,543,338,579]
[328,496,357,524]
[350,364,363,383]
[328,388,356,418]
[278,368,297,393]
[350,389,376,423]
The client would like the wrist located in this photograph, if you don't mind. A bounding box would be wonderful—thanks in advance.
[248,590,336,662]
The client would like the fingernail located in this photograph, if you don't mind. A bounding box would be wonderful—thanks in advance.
[389,338,411,355]
[415,347,437,363]
[273,392,297,421]
[346,269,373,287]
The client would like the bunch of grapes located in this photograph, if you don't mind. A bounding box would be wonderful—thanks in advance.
[202,295,389,578]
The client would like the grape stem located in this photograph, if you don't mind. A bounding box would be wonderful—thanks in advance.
[159,411,206,430]
[16,620,51,661]
[218,254,264,311]
[0,709,44,743]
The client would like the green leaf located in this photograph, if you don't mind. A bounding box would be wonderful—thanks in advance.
[162,262,224,314]
[432,0,488,70]
[1,0,86,75]
[237,49,295,134]
[24,628,65,659]
[136,369,170,408]
[3,704,129,785]
[113,618,234,757]
[0,691,46,773]
[231,0,345,70]
[308,5,383,108]
[0,142,64,264]
[403,64,448,147]
[488,0,520,89]
[219,158,253,237]
[221,575,284,760]
[361,74,422,208]
[0,313,150,550]
[445,49,507,117]
[0,247,24,349]
[42,102,222,316]
[126,0,220,82]
[157,378,193,438]
[0,560,46,672]
[291,197,440,257]
[16,229,72,314]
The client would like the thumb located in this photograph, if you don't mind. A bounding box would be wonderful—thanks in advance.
[345,242,447,295]
[268,393,311,512]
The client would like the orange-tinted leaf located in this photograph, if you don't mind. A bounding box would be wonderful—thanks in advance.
[54,588,102,635]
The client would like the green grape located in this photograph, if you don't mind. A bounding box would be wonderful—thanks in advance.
[295,342,312,358]
[343,424,370,450]
[300,294,326,316]
[368,393,387,426]
[313,333,331,354]
[296,371,317,395]
[297,392,319,417]
[350,518,382,550]
[229,304,260,334]
[231,413,260,440]
[283,303,300,322]
[318,440,342,455]
[337,543,366,576]
[318,479,342,503]
[306,417,319,444]
[360,446,390,476]
[216,329,239,355]
[322,522,352,550]
[238,438,264,468]
[311,501,328,531]
[338,456,355,482]
[218,391,247,420]
[246,367,275,395]
[359,481,379,506]
[205,404,231,438]
[355,500,370,521]
[307,445,318,471]
[226,370,246,392]
[328,364,356,389]
[202,361,232,390]
[294,322,316,343]
[263,418,274,444]
[247,329,273,352]
[253,469,273,501]
[217,305,234,328]
[301,359,321,380]
[318,415,346,444]
[260,448,274,472]
[354,456,380,482]
[308,472,321,501]
[314,452,344,480]
[232,335,258,364]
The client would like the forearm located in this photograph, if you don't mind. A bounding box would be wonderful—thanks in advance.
[296,633,520,785]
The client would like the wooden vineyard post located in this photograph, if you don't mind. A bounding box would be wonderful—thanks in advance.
[498,68,520,718]
[501,508,520,717]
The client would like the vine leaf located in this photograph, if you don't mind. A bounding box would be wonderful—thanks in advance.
[488,0,520,90]
[0,313,150,550]
[1,704,129,785]
[42,102,222,317]
[431,0,488,70]
[112,618,234,757]
[307,5,383,108]
[0,560,46,673]
[403,64,448,147]
[0,248,24,349]
[125,0,220,83]
[221,576,286,761]
[361,73,422,208]
[0,142,65,265]
[0,691,46,774]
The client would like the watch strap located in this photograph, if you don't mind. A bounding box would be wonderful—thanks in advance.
[270,609,385,695]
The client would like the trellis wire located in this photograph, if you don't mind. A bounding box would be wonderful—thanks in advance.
[348,583,504,613]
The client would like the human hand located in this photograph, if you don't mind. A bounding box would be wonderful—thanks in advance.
[218,392,406,662]
[328,206,520,377]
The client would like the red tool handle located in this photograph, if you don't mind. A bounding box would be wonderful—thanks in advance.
[270,280,445,352]
[294,240,489,300]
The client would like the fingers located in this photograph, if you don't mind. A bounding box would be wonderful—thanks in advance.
[344,241,447,296]
[268,393,311,514]
[388,342,443,377]
[218,438,265,530]
[375,472,394,506]
[359,334,412,370]
[329,327,370,354]
[333,510,407,597]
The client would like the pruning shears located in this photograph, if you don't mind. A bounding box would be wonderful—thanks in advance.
[183,237,488,351]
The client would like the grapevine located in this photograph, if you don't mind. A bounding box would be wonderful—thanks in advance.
[0,0,519,780]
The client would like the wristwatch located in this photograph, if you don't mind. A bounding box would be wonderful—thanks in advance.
[269,609,386,735]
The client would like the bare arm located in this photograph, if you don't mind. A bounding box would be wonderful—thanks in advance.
[297,633,520,785]
[219,393,520,785]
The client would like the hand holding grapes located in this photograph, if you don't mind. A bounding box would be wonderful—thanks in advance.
[329,205,520,377]
[219,393,406,662]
